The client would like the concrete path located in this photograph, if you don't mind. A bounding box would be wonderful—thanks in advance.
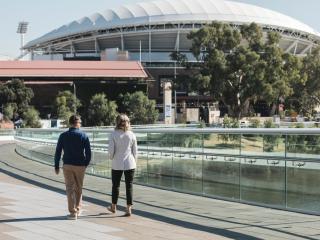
[0,142,320,240]
[0,173,221,240]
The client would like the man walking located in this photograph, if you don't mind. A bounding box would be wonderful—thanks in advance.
[54,115,91,220]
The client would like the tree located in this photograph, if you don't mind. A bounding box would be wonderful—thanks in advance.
[0,79,34,117]
[187,22,266,118]
[53,91,81,124]
[263,119,280,152]
[120,91,159,125]
[291,47,320,116]
[3,103,16,121]
[184,22,301,118]
[282,54,304,114]
[259,32,294,115]
[87,93,117,126]
[22,107,42,128]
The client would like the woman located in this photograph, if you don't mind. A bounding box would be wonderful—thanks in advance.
[108,114,137,216]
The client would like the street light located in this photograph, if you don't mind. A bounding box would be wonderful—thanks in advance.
[16,21,29,56]
[72,82,77,114]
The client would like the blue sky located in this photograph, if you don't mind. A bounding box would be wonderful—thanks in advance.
[0,0,319,59]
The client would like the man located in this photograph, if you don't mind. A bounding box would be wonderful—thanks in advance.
[54,115,91,220]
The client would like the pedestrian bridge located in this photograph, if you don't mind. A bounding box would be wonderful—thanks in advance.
[0,128,320,239]
[14,127,320,215]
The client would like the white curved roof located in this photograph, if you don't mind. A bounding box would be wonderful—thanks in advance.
[26,0,320,48]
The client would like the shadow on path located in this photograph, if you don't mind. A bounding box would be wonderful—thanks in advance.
[1,160,319,240]
[0,216,67,223]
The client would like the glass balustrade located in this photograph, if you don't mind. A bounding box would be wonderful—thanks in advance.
[14,128,320,214]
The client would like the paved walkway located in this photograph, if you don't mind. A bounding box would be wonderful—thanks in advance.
[0,142,320,240]
[0,172,219,240]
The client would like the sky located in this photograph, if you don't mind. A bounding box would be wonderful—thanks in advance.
[0,0,319,59]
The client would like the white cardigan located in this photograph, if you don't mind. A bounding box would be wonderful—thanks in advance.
[108,130,137,170]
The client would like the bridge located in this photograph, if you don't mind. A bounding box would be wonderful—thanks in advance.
[1,128,320,239]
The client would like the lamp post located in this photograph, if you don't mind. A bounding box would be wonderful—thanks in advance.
[16,21,29,56]
[174,61,177,123]
[73,82,77,114]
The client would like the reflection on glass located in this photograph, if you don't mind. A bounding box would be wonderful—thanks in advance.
[286,135,320,159]
[240,158,285,207]
[204,133,240,155]
[241,134,285,157]
[172,134,202,193]
[13,129,320,214]
[146,133,173,188]
[89,131,109,178]
[203,155,240,199]
[287,160,320,212]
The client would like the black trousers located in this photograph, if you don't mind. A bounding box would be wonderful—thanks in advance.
[111,169,135,205]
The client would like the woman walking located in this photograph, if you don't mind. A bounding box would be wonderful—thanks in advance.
[108,114,137,216]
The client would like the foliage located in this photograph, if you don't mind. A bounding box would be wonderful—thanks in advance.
[220,115,240,143]
[262,119,280,152]
[305,134,320,153]
[3,103,16,121]
[119,91,159,125]
[289,47,320,116]
[249,118,260,128]
[0,79,34,118]
[186,22,264,118]
[180,22,304,118]
[87,93,117,126]
[53,91,81,124]
[286,123,306,153]
[21,107,42,128]
[260,33,294,115]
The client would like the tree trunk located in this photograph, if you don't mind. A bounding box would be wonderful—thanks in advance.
[270,103,277,116]
[240,99,251,118]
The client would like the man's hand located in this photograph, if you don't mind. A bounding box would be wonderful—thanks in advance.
[55,168,60,175]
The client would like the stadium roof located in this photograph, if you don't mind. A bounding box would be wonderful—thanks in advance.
[25,0,320,48]
[0,61,148,78]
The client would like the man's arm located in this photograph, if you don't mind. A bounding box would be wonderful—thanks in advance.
[84,136,91,167]
[54,135,63,173]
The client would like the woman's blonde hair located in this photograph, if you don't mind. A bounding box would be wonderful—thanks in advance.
[115,114,130,131]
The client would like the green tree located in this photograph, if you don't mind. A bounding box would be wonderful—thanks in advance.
[291,47,320,116]
[187,22,267,118]
[249,118,260,128]
[219,115,240,143]
[263,119,280,152]
[120,91,159,125]
[184,22,300,118]
[87,93,117,126]
[53,91,81,124]
[0,79,34,117]
[282,54,304,114]
[3,103,16,121]
[260,32,294,115]
[22,107,42,128]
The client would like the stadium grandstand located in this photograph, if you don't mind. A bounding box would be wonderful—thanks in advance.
[22,0,320,107]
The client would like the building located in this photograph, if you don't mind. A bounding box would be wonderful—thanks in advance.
[22,0,320,116]
[0,61,148,117]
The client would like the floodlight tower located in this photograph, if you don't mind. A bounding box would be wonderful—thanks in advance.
[16,22,29,56]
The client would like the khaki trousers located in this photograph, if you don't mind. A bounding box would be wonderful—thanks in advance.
[63,164,86,214]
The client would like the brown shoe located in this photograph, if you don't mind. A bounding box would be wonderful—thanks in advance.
[67,213,77,220]
[124,211,132,217]
[107,204,116,214]
[124,205,132,217]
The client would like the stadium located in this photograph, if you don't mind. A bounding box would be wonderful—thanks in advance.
[23,0,320,108]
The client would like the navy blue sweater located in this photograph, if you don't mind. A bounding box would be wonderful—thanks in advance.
[54,128,91,169]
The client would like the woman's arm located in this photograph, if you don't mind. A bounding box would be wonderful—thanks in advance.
[132,134,138,162]
[108,133,115,160]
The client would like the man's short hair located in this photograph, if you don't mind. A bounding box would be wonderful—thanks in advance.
[69,115,81,125]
